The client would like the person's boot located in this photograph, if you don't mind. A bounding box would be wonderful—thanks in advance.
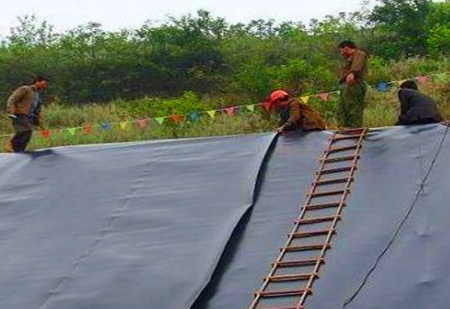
[3,140,14,153]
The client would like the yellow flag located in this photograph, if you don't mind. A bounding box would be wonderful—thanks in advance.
[67,128,77,136]
[120,121,129,130]
[207,110,216,118]
[301,96,310,104]
[246,105,255,112]
[155,117,165,125]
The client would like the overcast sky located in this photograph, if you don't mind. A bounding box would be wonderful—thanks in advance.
[0,0,372,35]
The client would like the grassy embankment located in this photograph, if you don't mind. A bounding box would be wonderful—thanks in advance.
[1,57,449,151]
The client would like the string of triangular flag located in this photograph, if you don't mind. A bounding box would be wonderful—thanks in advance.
[0,70,447,140]
[373,71,450,92]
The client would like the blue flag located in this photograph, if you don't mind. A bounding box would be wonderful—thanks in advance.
[376,82,391,92]
[101,123,112,131]
[189,111,201,121]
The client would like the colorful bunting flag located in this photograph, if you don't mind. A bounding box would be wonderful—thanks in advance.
[225,107,236,116]
[416,76,429,84]
[155,117,165,125]
[33,71,449,142]
[318,93,330,101]
[101,123,112,131]
[170,114,185,122]
[206,110,217,118]
[39,130,51,138]
[84,124,93,134]
[246,105,255,112]
[376,82,391,92]
[188,111,201,121]
[301,96,310,104]
[137,118,150,129]
[262,101,272,111]
[67,128,77,136]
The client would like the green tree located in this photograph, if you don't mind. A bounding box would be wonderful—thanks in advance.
[369,0,434,57]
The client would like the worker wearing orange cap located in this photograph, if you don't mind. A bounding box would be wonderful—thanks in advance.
[269,90,326,133]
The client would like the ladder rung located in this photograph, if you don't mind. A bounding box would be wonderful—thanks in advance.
[283,243,331,252]
[315,177,352,186]
[310,189,348,198]
[328,145,357,153]
[266,272,318,282]
[319,166,353,174]
[273,258,325,267]
[296,215,341,225]
[255,288,312,298]
[335,128,365,135]
[333,135,361,141]
[305,202,343,210]
[290,229,335,238]
[321,155,358,163]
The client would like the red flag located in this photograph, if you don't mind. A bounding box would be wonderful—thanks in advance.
[137,118,150,129]
[84,124,93,134]
[39,130,51,138]
[225,106,236,116]
[262,101,272,111]
[318,93,330,101]
[170,114,185,122]
[417,76,429,84]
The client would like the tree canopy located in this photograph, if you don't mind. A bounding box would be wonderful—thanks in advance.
[0,1,449,105]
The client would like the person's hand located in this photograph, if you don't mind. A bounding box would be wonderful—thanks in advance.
[276,125,285,133]
[346,73,355,85]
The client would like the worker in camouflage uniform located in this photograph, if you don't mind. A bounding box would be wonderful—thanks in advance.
[269,90,326,133]
[338,40,369,128]
[4,76,49,153]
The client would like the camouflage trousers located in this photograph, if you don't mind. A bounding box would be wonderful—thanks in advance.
[337,80,368,128]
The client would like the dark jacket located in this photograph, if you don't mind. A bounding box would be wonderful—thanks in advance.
[278,97,326,131]
[397,89,443,125]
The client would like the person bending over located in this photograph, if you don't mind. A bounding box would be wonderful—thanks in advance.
[269,90,326,133]
[396,80,442,126]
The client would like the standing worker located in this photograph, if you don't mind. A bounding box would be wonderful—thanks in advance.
[4,76,49,153]
[269,90,326,133]
[338,40,369,128]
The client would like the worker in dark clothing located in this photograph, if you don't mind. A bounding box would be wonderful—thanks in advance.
[269,90,326,133]
[396,80,443,126]
[338,40,369,128]
[4,76,49,153]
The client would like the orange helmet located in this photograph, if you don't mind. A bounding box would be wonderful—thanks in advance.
[269,90,289,103]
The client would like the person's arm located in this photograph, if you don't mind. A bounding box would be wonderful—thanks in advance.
[278,101,301,132]
[396,89,412,124]
[398,89,411,116]
[34,96,44,128]
[34,112,42,128]
[6,87,27,115]
[349,51,367,79]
